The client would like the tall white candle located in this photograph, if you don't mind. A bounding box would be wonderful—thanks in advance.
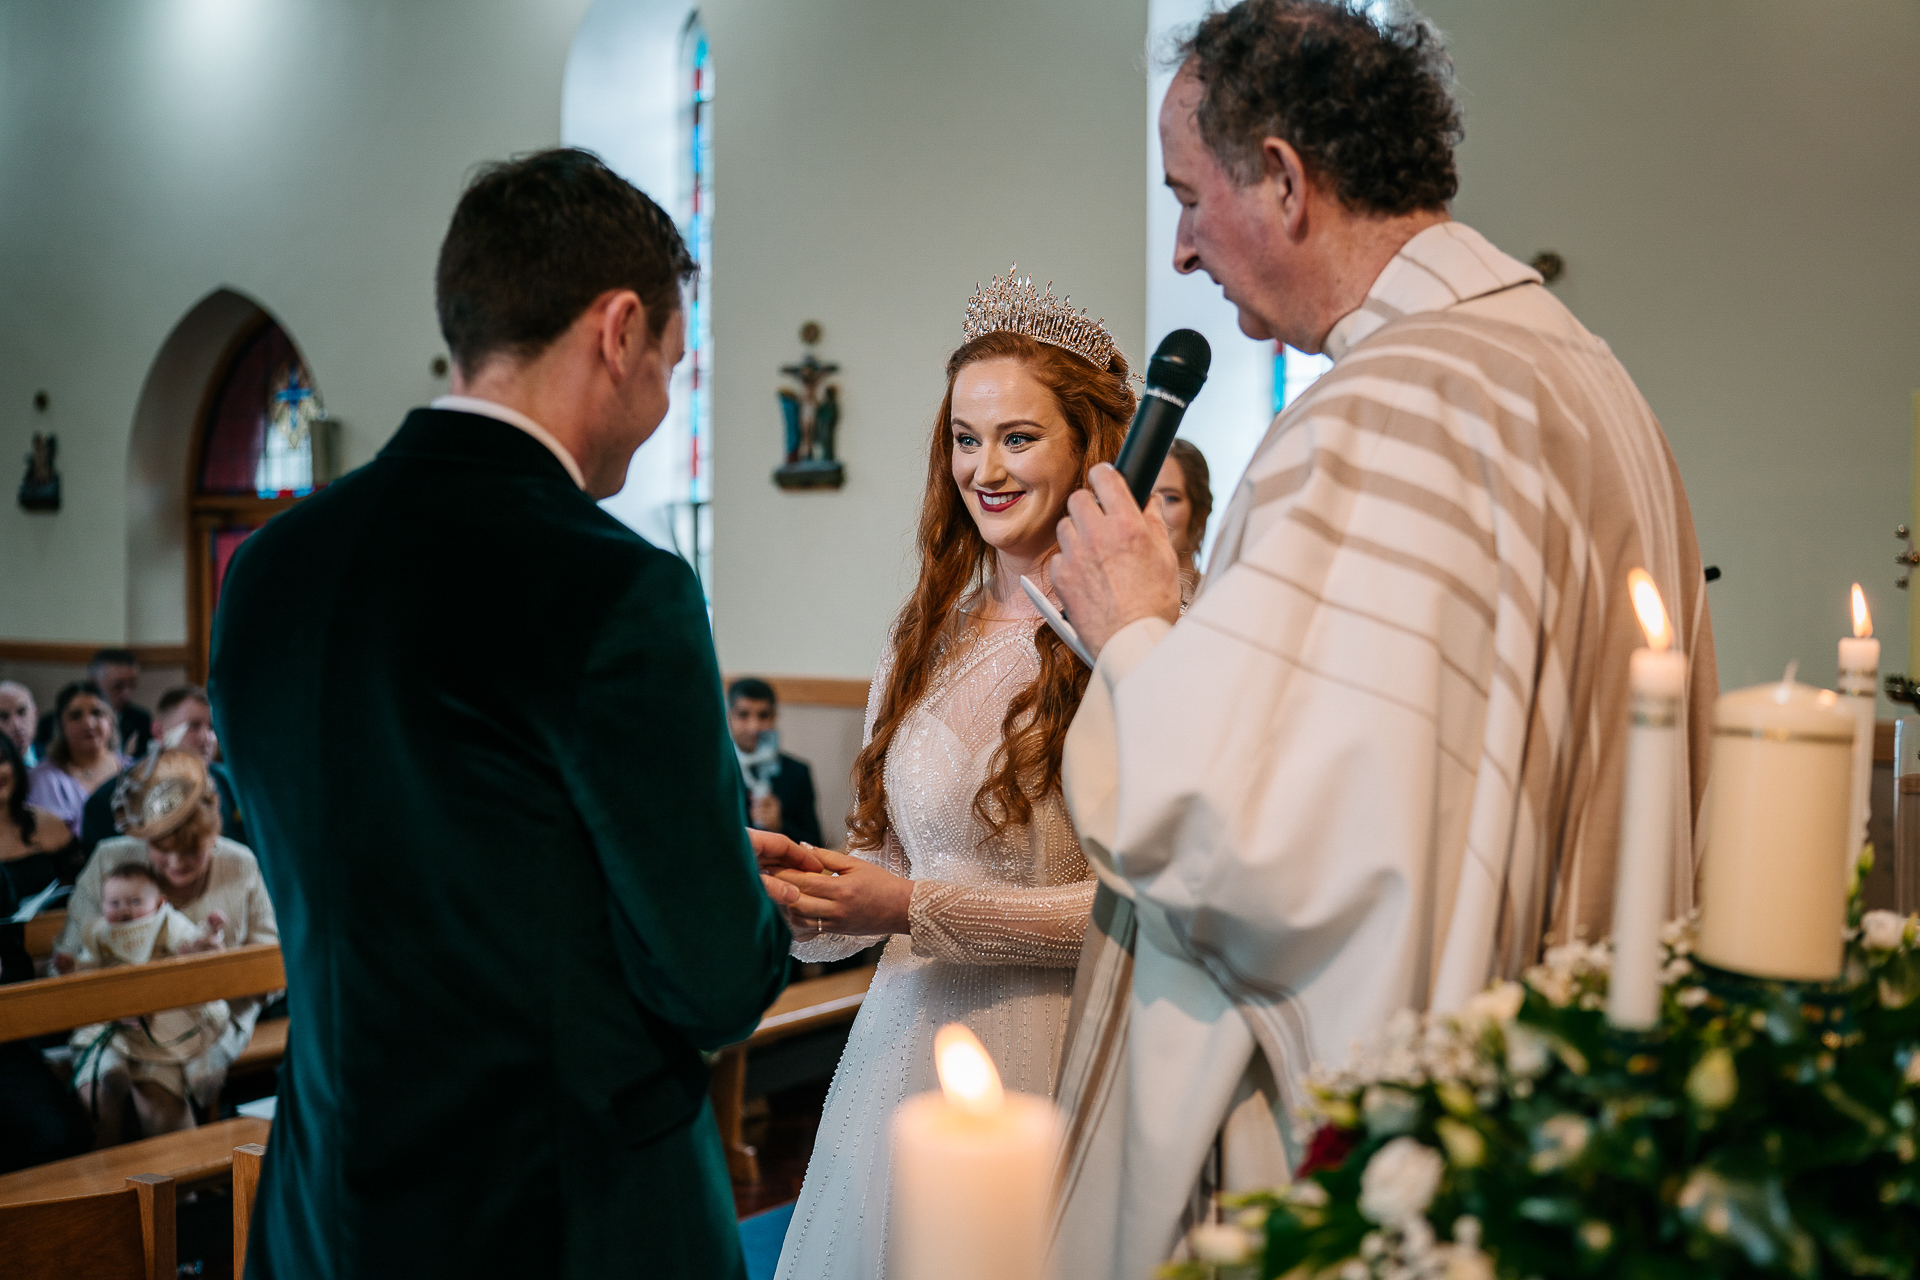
[892,1025,1061,1280]
[1838,583,1880,863]
[1607,569,1687,1030]
[1696,675,1857,981]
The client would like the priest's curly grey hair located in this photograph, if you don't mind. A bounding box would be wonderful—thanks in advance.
[1171,0,1463,215]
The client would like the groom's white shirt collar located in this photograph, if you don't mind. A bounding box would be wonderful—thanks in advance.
[430,394,587,490]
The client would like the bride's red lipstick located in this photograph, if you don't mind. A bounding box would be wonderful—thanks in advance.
[976,490,1024,513]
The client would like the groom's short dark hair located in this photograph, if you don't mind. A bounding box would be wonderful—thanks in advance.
[435,148,697,376]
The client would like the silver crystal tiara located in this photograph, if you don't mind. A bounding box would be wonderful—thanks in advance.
[962,265,1117,371]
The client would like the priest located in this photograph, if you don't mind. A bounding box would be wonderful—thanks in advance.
[1047,3,1717,1275]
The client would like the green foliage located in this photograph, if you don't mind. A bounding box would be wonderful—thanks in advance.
[1237,902,1920,1280]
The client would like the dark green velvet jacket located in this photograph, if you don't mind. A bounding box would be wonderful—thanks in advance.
[211,409,790,1280]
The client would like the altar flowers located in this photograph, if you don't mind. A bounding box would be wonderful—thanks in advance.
[1161,867,1920,1280]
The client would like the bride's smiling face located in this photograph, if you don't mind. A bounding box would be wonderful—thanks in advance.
[949,358,1082,564]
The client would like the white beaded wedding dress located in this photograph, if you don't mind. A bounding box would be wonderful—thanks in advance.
[773,589,1096,1280]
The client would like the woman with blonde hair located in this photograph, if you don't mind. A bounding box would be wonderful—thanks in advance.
[761,270,1135,1279]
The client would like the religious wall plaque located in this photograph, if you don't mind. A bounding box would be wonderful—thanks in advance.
[18,432,59,512]
[775,321,844,491]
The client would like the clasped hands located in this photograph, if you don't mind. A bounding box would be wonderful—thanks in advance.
[1052,463,1182,659]
[752,830,914,940]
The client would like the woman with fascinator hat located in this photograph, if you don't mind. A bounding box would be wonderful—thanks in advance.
[753,269,1136,1279]
[53,748,278,1141]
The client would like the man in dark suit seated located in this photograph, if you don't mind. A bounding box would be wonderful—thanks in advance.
[211,149,792,1280]
[727,677,824,849]
[79,685,244,856]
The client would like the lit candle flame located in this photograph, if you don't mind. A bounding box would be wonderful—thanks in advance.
[1627,568,1671,652]
[934,1023,1004,1116]
[1852,583,1872,639]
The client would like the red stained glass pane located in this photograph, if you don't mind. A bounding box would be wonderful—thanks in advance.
[199,321,319,496]
[210,526,258,615]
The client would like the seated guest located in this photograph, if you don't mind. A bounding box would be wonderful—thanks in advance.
[28,681,129,842]
[0,734,77,897]
[34,650,151,761]
[80,686,245,856]
[0,680,39,767]
[1152,437,1215,601]
[52,750,278,1142]
[0,850,91,1173]
[68,862,233,1146]
[728,677,823,848]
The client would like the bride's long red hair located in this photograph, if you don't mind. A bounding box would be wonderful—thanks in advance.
[846,331,1135,851]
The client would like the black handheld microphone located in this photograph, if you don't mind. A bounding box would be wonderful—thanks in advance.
[1113,329,1212,510]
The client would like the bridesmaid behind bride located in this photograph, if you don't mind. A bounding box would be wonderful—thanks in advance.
[756,269,1136,1279]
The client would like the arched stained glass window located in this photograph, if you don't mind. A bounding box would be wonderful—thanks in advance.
[186,314,330,679]
[666,13,715,602]
[197,320,330,498]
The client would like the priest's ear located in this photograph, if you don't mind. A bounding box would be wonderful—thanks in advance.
[1258,136,1314,240]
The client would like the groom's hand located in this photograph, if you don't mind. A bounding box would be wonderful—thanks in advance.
[1054,463,1182,658]
[750,829,826,914]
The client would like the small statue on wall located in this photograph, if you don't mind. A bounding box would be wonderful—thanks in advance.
[18,432,59,512]
[775,320,845,491]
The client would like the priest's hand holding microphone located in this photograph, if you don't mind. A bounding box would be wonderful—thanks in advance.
[1047,329,1211,660]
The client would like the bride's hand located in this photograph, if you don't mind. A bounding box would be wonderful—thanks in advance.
[773,848,913,937]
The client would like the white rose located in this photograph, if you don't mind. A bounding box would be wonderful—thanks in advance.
[1862,910,1912,952]
[1460,981,1524,1033]
[1190,1222,1255,1265]
[1359,1137,1445,1226]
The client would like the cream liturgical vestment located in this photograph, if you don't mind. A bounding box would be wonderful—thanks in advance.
[1051,222,1717,1278]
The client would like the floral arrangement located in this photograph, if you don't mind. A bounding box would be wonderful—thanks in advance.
[1166,872,1920,1280]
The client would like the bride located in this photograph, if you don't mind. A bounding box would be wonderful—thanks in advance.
[755,269,1135,1279]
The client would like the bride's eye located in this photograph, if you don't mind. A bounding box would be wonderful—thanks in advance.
[1005,432,1034,448]
[954,432,979,449]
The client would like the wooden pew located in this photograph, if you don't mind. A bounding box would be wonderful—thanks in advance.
[711,964,876,1184]
[232,1143,266,1277]
[0,1117,270,1207]
[22,908,66,961]
[0,1172,176,1279]
[0,943,284,1043]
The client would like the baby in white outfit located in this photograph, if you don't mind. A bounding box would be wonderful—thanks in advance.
[70,864,231,1089]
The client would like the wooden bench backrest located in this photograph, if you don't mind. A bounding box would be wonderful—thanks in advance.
[23,909,66,960]
[0,1173,175,1280]
[233,1143,265,1277]
[0,944,285,1043]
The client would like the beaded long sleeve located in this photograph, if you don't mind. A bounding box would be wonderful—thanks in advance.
[790,609,1094,968]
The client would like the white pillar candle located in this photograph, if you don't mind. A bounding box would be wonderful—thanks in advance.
[1696,675,1857,981]
[892,1025,1062,1280]
[1607,569,1688,1030]
[1838,583,1880,863]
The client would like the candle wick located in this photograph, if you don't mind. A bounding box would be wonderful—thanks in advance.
[1775,660,1799,702]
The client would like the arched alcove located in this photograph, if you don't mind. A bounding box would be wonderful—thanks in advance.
[125,288,329,680]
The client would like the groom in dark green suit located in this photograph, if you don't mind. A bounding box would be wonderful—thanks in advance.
[211,150,791,1279]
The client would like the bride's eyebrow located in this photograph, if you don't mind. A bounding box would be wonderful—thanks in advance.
[951,417,1047,432]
